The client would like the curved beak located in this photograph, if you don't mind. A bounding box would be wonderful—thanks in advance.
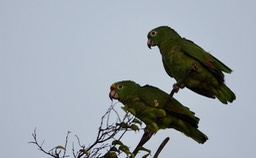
[147,38,156,49]
[147,38,152,49]
[109,90,118,101]
[109,91,113,100]
[109,84,118,100]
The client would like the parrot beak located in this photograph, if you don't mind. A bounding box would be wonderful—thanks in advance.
[109,90,118,100]
[147,38,155,49]
[147,39,152,49]
[109,91,113,101]
[109,84,118,100]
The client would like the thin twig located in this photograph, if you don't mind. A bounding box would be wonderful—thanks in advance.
[63,131,71,157]
[29,129,59,158]
[31,102,144,158]
[153,137,170,158]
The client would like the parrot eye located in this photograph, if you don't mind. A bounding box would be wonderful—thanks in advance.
[150,31,157,36]
[117,85,123,89]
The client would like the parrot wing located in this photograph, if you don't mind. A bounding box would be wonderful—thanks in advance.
[162,60,174,78]
[139,85,199,128]
[179,38,232,81]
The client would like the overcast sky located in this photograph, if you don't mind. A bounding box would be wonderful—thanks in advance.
[1,0,256,157]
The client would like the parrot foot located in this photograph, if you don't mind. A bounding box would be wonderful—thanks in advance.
[172,83,185,93]
[165,65,196,104]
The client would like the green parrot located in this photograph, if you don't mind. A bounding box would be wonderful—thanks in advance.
[147,26,236,104]
[109,80,208,144]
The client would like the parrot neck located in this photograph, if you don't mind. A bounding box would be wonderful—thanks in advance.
[120,96,133,103]
[158,40,175,55]
[120,92,140,103]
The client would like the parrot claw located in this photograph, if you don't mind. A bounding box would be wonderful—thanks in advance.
[172,83,185,93]
[172,84,180,93]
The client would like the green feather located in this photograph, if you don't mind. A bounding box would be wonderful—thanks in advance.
[147,26,236,104]
[110,80,208,144]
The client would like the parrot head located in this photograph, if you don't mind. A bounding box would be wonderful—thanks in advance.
[109,80,140,102]
[147,26,180,49]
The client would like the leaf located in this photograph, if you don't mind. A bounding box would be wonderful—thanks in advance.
[109,146,118,152]
[112,140,123,146]
[79,149,88,155]
[55,145,65,150]
[119,145,131,155]
[142,153,150,158]
[132,118,143,126]
[130,124,139,131]
[130,153,135,158]
[137,146,151,154]
[127,108,136,115]
[105,151,118,158]
[119,122,128,128]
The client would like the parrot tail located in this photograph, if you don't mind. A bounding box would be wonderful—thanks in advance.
[174,120,208,144]
[215,84,236,104]
[185,124,208,144]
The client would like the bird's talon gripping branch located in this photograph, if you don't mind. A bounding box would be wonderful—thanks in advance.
[172,82,185,93]
[178,83,185,88]
[172,83,180,93]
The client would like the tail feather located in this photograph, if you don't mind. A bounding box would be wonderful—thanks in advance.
[215,84,236,104]
[168,111,199,128]
[185,124,208,144]
[190,83,236,104]
[188,87,215,98]
[174,120,208,144]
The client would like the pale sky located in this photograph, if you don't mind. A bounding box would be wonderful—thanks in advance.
[1,0,256,157]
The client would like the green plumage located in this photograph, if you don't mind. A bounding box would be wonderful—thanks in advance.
[147,26,236,104]
[109,80,208,144]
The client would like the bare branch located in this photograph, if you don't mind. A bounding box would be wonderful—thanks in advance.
[63,131,71,157]
[29,129,59,158]
[30,102,150,158]
[153,137,170,158]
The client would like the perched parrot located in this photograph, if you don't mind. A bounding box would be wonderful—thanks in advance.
[109,80,208,144]
[147,26,236,104]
